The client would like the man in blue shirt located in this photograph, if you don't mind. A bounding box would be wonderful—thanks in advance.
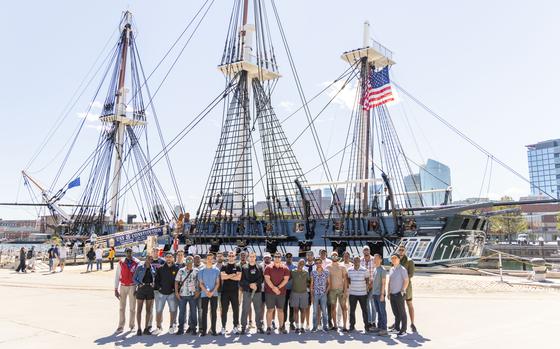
[198,254,220,336]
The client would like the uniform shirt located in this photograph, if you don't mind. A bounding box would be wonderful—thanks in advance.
[264,264,291,295]
[347,266,369,296]
[220,263,241,293]
[311,270,329,296]
[372,265,387,296]
[388,265,409,294]
[291,269,310,293]
[198,266,220,298]
[176,267,199,297]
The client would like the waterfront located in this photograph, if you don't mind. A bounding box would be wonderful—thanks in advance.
[0,264,558,349]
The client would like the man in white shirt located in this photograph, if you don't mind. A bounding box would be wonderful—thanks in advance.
[58,244,68,272]
[95,246,104,271]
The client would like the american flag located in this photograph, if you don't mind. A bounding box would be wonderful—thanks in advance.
[362,66,394,111]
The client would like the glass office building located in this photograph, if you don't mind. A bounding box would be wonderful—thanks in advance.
[527,139,560,199]
[403,159,451,207]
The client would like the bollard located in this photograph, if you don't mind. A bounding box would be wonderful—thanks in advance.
[498,252,504,282]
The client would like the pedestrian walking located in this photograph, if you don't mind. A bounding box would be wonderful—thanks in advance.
[58,244,67,272]
[15,247,26,273]
[47,245,56,272]
[86,247,95,272]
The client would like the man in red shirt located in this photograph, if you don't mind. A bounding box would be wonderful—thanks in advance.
[114,248,139,332]
[264,252,290,334]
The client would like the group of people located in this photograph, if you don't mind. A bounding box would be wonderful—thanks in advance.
[114,244,417,338]
[86,245,116,272]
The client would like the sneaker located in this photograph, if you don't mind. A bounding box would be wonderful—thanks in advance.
[136,329,143,336]
[240,327,246,335]
[186,327,194,334]
[397,331,406,336]
[348,326,355,332]
[249,321,255,329]
[211,330,218,336]
[272,321,277,330]
[329,326,337,331]
[220,328,226,335]
[257,327,265,334]
[153,327,163,335]
[176,329,184,335]
[290,323,296,331]
[322,327,328,333]
[305,325,311,332]
[280,327,287,334]
[311,327,318,332]
[388,324,395,331]
[200,331,207,337]
[266,327,272,335]
[168,326,175,335]
[232,327,240,335]
[377,330,389,336]
[115,327,124,333]
[341,327,349,332]
[143,328,152,335]
[411,324,417,333]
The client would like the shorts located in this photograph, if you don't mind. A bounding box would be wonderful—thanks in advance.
[406,284,413,301]
[155,291,178,313]
[59,258,66,264]
[135,284,155,300]
[290,292,309,309]
[265,293,286,309]
[328,288,345,304]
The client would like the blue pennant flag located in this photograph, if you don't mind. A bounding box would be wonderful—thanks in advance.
[67,177,81,190]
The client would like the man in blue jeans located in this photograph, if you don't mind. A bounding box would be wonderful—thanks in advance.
[175,256,199,335]
[310,258,330,332]
[371,254,388,336]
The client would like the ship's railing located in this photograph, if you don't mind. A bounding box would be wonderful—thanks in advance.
[370,39,393,61]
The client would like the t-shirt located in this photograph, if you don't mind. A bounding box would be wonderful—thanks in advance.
[291,269,309,293]
[176,267,199,297]
[372,266,387,296]
[285,263,297,290]
[58,247,67,259]
[220,263,241,293]
[95,249,103,260]
[198,266,220,297]
[240,263,264,292]
[311,270,329,296]
[347,266,369,296]
[264,265,291,295]
[388,265,409,294]
[328,263,346,290]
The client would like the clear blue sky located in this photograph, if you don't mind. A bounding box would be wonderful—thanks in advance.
[1,0,558,220]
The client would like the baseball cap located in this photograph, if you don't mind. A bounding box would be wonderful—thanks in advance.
[285,252,293,258]
[263,252,271,258]
[125,248,132,253]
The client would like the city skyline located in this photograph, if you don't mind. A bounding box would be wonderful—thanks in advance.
[1,1,559,220]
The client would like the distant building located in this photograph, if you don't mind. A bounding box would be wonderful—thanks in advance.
[254,201,268,215]
[403,159,451,207]
[519,195,560,242]
[453,197,490,205]
[527,139,560,199]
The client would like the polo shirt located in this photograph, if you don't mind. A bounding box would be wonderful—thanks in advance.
[388,265,409,294]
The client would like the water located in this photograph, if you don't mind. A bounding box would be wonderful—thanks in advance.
[476,258,536,271]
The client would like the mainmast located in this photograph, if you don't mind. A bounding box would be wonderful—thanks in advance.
[100,11,145,224]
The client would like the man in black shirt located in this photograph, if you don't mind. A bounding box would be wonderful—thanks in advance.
[220,251,242,335]
[154,253,180,334]
[240,251,264,334]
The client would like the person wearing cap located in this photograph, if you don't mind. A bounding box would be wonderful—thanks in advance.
[198,254,220,336]
[133,255,156,336]
[310,258,329,332]
[114,248,139,332]
[240,251,265,334]
[290,259,310,333]
[175,255,199,335]
[154,253,180,334]
[282,252,296,331]
[328,254,348,331]
[388,253,409,336]
[220,251,242,335]
[347,255,369,332]
[397,245,416,333]
[264,252,290,334]
[360,245,376,331]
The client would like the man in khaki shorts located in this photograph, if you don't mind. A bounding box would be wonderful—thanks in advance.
[328,254,348,331]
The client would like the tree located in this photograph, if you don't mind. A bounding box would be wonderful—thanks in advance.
[488,196,528,243]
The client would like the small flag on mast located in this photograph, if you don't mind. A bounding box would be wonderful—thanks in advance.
[362,66,395,111]
[67,177,80,190]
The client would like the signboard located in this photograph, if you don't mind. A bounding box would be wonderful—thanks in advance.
[111,226,166,247]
